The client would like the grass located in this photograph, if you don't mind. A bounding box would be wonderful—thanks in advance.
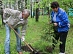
[0,15,73,54]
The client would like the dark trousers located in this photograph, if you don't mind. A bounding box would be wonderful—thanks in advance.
[53,31,68,53]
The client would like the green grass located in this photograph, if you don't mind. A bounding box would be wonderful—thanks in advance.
[0,15,73,54]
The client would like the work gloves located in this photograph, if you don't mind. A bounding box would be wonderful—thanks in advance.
[3,20,8,23]
[21,36,25,41]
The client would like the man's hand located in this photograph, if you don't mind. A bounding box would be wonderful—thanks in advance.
[3,20,8,23]
[21,36,25,41]
[53,23,58,26]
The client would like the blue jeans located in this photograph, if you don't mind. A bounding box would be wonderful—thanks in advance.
[5,24,21,54]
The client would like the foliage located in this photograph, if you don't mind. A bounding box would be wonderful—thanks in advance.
[41,23,54,42]
[0,15,73,54]
[32,23,55,53]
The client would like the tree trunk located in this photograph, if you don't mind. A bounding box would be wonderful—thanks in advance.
[18,0,25,11]
[25,0,27,9]
[35,1,39,22]
[35,8,39,22]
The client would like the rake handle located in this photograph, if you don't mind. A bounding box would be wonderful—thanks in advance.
[7,23,34,52]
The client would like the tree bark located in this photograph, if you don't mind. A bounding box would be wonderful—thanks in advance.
[35,8,39,22]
